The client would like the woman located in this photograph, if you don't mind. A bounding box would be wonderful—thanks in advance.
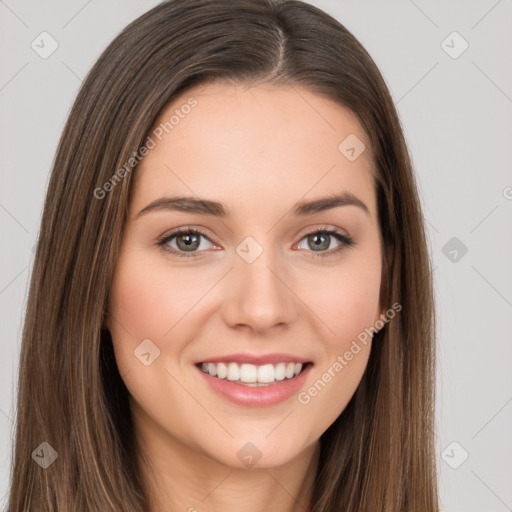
[7,0,438,510]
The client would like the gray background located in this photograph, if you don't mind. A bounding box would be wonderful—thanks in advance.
[1,1,511,510]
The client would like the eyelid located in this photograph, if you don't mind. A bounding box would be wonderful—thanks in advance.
[294,223,350,240]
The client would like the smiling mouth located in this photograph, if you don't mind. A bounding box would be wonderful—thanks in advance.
[197,361,312,387]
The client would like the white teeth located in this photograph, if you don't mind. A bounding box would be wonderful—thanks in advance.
[257,364,275,383]
[275,362,286,381]
[227,362,240,381]
[199,361,305,384]
[240,363,257,383]
[216,362,228,379]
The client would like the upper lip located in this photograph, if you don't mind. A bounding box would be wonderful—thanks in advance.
[195,353,312,365]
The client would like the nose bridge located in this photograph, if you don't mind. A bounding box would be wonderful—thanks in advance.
[222,236,297,333]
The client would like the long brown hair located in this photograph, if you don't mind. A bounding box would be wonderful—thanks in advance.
[7,0,438,510]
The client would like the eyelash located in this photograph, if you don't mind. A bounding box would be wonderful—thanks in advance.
[157,226,355,259]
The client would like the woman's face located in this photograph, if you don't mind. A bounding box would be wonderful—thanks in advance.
[107,82,385,470]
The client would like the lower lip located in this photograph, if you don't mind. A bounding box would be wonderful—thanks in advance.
[195,363,313,408]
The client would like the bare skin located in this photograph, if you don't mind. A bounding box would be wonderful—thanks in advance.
[106,81,385,512]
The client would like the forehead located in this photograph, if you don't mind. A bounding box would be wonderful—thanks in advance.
[131,82,376,221]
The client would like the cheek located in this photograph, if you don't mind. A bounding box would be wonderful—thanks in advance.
[298,250,382,344]
[108,249,209,346]
[107,246,225,391]
[107,249,175,376]
[107,251,207,437]
[294,303,377,442]
[296,341,371,443]
[290,252,381,435]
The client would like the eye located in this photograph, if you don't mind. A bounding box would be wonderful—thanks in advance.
[157,227,216,258]
[295,227,355,258]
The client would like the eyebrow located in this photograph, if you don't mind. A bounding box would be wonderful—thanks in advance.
[136,192,370,218]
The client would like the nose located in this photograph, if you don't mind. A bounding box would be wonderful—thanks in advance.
[221,247,298,335]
